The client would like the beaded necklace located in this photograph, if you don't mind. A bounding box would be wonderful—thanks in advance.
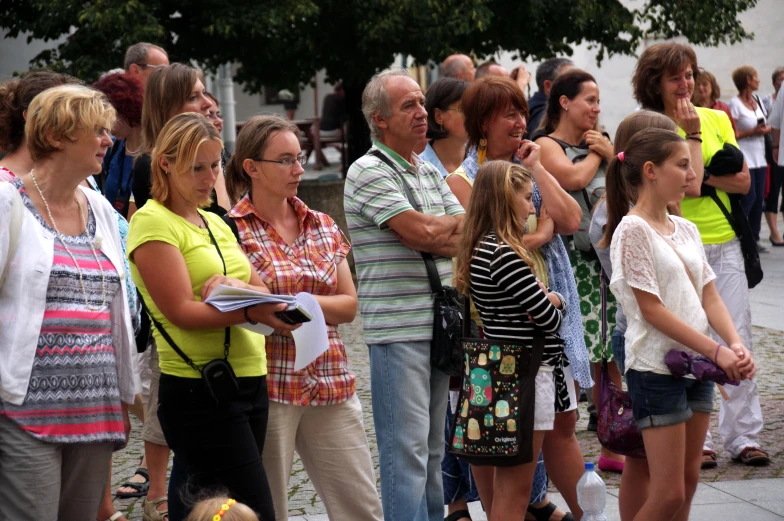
[30,169,107,310]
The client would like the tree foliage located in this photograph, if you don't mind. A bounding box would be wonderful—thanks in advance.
[1,0,757,90]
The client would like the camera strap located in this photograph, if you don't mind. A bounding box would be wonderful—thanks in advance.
[137,212,231,375]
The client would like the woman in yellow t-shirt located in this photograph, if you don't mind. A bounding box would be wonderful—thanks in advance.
[632,43,769,473]
[128,113,293,521]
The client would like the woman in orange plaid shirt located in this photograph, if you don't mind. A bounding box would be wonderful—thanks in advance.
[224,115,383,521]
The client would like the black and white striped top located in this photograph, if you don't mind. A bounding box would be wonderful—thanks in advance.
[469,232,571,410]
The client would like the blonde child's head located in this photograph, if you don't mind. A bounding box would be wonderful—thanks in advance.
[184,496,258,521]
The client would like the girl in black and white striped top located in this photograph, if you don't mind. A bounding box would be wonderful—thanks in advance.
[455,159,571,520]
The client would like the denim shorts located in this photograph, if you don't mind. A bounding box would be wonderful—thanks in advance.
[626,369,715,429]
[610,329,626,374]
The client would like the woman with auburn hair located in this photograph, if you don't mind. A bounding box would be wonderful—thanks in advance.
[127,113,293,521]
[691,69,737,134]
[632,42,768,470]
[92,71,145,217]
[455,160,567,521]
[458,76,585,521]
[223,114,382,521]
[0,70,81,181]
[602,127,755,521]
[728,65,772,249]
[0,84,139,520]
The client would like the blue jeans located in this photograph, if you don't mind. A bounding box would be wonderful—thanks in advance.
[741,166,767,241]
[369,341,449,521]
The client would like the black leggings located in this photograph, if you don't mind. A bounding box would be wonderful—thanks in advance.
[158,374,275,521]
[765,163,784,213]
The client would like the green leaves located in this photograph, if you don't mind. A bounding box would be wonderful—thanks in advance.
[0,0,757,88]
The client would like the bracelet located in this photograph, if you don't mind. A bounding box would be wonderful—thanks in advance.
[714,343,723,364]
[687,136,703,143]
[687,131,702,137]
[244,305,258,325]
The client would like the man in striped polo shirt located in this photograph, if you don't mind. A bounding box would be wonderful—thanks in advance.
[344,68,465,521]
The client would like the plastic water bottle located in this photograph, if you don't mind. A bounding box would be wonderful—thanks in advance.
[576,462,608,521]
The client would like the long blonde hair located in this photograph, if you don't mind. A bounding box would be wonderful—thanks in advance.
[184,496,257,521]
[456,160,535,294]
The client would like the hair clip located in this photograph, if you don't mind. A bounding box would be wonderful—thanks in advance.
[213,498,237,521]
[617,151,625,163]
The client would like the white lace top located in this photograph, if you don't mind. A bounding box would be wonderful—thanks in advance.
[609,215,716,375]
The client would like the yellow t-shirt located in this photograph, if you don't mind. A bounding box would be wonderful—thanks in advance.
[127,200,266,378]
[678,107,739,245]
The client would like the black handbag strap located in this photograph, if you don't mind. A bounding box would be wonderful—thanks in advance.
[368,149,444,293]
[708,192,740,236]
[138,213,231,374]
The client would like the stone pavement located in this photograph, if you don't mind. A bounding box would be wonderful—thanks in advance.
[110,217,784,520]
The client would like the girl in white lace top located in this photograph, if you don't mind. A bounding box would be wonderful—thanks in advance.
[601,127,756,521]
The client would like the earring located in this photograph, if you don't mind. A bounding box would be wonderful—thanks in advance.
[565,107,569,112]
[477,138,488,164]
[652,179,657,185]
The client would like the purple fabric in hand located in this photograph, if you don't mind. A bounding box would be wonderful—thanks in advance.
[664,350,740,386]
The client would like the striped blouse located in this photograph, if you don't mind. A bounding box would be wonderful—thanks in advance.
[469,231,570,411]
[0,179,125,444]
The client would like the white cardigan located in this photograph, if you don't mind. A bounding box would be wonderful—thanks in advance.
[0,182,140,405]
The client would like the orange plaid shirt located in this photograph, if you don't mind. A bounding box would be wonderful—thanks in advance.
[228,195,355,406]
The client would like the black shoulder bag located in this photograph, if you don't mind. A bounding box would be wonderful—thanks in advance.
[708,190,763,288]
[368,149,464,376]
[138,214,239,403]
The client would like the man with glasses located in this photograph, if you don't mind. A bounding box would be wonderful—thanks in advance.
[124,42,169,87]
[344,68,464,521]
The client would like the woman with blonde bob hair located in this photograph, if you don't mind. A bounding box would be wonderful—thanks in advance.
[0,84,140,520]
[456,160,568,521]
[128,113,293,521]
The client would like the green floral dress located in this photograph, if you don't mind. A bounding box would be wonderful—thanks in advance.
[572,249,616,362]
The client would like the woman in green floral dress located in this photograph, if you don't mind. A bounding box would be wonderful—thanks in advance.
[534,68,626,472]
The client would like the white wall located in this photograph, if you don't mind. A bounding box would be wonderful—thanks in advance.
[487,0,784,137]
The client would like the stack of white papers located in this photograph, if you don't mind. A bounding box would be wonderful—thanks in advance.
[205,284,330,370]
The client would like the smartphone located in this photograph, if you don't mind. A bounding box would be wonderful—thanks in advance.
[275,304,312,325]
[757,117,765,126]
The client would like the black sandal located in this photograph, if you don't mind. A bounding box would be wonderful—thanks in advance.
[527,501,575,521]
[114,467,150,498]
[445,509,472,521]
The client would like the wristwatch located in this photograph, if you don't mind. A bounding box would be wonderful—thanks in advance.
[703,170,711,183]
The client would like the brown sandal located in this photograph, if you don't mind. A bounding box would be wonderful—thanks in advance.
[701,450,718,469]
[734,447,771,466]
[142,496,168,521]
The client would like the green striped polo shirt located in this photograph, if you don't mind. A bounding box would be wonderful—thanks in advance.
[344,141,464,345]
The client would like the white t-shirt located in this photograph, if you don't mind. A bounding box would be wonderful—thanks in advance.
[609,215,716,375]
[728,96,767,169]
[769,92,784,166]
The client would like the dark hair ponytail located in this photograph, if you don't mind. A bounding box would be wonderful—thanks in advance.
[599,127,686,247]
[600,157,630,248]
[540,68,596,134]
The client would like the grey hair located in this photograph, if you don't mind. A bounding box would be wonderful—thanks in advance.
[441,55,469,79]
[362,68,410,141]
[124,42,168,70]
[535,57,573,92]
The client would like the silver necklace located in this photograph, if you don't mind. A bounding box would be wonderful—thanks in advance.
[635,206,673,235]
[30,169,107,311]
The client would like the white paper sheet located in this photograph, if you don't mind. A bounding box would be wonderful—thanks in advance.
[290,293,331,370]
[204,285,330,369]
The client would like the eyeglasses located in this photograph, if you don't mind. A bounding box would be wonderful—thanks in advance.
[135,63,166,70]
[255,155,307,167]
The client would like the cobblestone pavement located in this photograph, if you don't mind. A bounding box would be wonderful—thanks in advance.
[111,318,783,519]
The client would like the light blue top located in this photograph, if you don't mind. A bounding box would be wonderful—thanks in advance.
[462,147,593,388]
[419,142,450,178]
